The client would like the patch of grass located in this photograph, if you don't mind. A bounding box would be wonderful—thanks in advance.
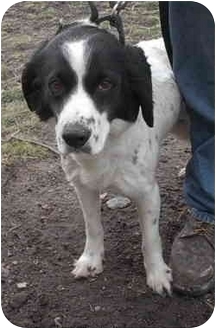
[1,63,12,81]
[2,140,49,166]
[144,2,159,11]
[2,97,40,136]
[2,86,24,104]
[1,85,45,165]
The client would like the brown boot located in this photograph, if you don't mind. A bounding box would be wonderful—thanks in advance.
[170,210,215,296]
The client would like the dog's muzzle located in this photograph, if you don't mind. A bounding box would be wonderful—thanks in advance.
[62,123,91,149]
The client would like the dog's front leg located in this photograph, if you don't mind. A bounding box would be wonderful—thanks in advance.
[72,180,104,278]
[136,181,172,295]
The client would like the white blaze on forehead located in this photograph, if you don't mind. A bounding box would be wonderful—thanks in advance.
[62,40,87,84]
[56,39,111,155]
[60,39,94,120]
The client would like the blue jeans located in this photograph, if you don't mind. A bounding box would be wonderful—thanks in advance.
[159,2,215,223]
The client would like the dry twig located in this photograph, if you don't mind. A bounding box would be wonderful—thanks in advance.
[2,134,59,155]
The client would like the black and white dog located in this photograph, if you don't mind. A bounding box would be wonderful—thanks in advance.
[22,16,184,295]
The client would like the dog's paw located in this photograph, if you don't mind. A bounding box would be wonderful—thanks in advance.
[72,253,103,278]
[146,263,173,296]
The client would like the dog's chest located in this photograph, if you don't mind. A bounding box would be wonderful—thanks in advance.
[62,120,159,196]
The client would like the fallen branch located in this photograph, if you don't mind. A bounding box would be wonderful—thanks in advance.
[2,130,20,142]
[2,135,59,155]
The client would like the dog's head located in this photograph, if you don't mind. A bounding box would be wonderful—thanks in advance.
[22,20,153,155]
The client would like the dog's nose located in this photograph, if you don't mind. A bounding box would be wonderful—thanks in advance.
[62,123,91,149]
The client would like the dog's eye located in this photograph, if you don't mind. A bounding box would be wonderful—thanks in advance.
[97,79,113,91]
[49,78,64,96]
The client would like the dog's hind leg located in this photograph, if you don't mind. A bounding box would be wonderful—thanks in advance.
[72,180,104,278]
[135,180,173,295]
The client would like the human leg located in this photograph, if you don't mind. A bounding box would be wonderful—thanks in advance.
[159,1,215,295]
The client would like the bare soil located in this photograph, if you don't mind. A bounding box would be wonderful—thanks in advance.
[1,2,214,328]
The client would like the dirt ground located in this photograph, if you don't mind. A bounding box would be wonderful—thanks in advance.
[1,2,214,328]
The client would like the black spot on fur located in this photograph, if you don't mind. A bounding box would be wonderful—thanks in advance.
[170,105,175,112]
[93,135,99,142]
[149,139,152,148]
[86,117,96,125]
[132,148,139,165]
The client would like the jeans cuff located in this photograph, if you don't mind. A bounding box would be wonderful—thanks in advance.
[190,207,215,224]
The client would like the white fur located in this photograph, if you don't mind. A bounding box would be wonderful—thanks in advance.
[60,38,182,295]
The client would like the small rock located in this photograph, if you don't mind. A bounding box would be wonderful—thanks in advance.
[10,291,29,309]
[38,293,49,306]
[106,196,131,209]
[41,203,50,210]
[7,250,13,257]
[54,316,62,327]
[1,266,9,281]
[100,192,108,200]
[94,305,101,312]
[16,282,27,289]
[12,260,18,265]
[178,167,186,178]
[57,285,65,291]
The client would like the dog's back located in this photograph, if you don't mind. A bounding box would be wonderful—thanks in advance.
[139,38,189,140]
[137,38,182,140]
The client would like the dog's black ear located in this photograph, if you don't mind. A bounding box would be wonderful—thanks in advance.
[21,60,53,121]
[125,45,154,127]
